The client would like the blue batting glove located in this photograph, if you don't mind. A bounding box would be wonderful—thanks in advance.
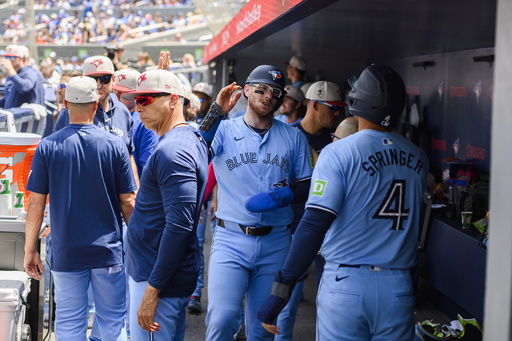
[245,186,294,212]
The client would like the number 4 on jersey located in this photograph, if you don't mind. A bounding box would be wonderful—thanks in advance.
[373,180,409,230]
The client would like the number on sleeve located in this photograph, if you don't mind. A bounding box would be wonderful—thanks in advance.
[372,180,409,230]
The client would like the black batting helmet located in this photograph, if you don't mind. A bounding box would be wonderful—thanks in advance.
[347,64,405,128]
[245,65,287,110]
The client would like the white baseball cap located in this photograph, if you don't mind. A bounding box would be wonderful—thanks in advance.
[192,82,213,98]
[82,55,115,76]
[306,81,346,106]
[113,69,141,92]
[122,69,185,100]
[190,94,201,111]
[65,76,99,103]
[3,45,28,58]
[284,85,305,102]
[285,55,307,72]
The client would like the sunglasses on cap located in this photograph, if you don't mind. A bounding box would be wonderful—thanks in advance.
[315,100,341,113]
[250,83,283,99]
[135,93,169,106]
[91,74,113,85]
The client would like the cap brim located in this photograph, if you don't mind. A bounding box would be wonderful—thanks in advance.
[113,84,134,92]
[85,71,114,76]
[122,89,172,100]
[2,53,20,57]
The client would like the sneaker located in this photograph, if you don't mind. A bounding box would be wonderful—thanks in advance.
[187,296,202,314]
[455,314,482,341]
[233,322,246,340]
[415,320,453,340]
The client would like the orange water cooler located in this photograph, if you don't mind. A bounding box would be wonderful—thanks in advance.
[0,132,41,216]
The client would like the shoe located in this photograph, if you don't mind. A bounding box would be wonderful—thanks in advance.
[455,314,482,341]
[233,322,246,340]
[187,296,202,314]
[415,320,453,340]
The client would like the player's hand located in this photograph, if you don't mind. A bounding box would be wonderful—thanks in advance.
[1,58,16,76]
[262,322,281,335]
[24,251,44,281]
[157,51,171,70]
[137,284,161,332]
[215,82,242,115]
[208,199,217,220]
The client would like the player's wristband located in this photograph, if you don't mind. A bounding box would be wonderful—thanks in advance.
[199,102,222,142]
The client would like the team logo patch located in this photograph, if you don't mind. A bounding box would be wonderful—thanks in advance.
[311,179,327,197]
[268,70,282,81]
[90,59,104,68]
[117,74,127,82]
[272,178,289,189]
[137,74,147,86]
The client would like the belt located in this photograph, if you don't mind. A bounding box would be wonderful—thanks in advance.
[217,219,274,236]
[339,264,404,271]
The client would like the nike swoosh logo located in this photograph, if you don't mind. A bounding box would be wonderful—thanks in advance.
[335,275,349,282]
[234,136,245,141]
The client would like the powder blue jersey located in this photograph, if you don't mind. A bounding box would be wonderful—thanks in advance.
[27,124,137,271]
[212,117,313,226]
[307,130,428,269]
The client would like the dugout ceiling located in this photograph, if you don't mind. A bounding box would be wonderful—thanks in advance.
[206,0,497,85]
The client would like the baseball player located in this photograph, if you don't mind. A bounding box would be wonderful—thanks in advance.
[123,70,208,340]
[199,65,313,340]
[112,68,159,178]
[257,64,429,340]
[24,76,136,340]
[275,85,305,126]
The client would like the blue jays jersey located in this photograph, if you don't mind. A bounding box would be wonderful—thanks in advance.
[307,130,428,269]
[212,117,313,226]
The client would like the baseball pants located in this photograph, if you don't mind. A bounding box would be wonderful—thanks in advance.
[316,262,415,340]
[52,266,127,341]
[206,220,291,341]
[128,277,188,341]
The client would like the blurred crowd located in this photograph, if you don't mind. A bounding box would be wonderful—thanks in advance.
[1,0,202,45]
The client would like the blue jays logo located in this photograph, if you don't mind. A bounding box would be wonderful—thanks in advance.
[453,138,460,157]
[268,70,283,81]
[90,58,104,68]
[474,80,482,103]
[137,73,147,86]
[271,178,289,189]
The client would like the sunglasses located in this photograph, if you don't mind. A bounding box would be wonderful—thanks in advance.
[330,132,341,141]
[3,56,19,60]
[91,75,113,85]
[315,100,341,112]
[250,83,283,99]
[135,93,169,106]
[59,83,67,89]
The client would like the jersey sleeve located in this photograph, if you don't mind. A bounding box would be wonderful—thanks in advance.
[211,120,226,158]
[305,145,345,216]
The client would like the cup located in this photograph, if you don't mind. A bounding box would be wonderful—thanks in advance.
[461,211,473,229]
